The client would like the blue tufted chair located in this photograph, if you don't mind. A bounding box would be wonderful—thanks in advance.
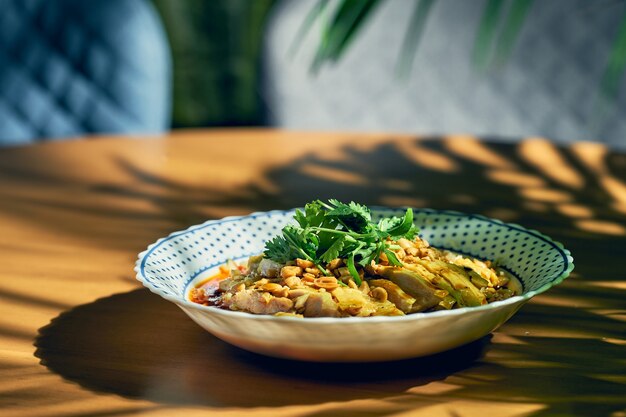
[0,0,171,147]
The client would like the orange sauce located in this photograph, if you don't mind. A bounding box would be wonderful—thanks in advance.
[189,263,246,305]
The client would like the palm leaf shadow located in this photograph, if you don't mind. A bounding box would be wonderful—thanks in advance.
[34,288,490,408]
[23,136,626,415]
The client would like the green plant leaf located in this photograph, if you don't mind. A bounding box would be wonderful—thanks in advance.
[472,0,505,71]
[492,0,535,67]
[396,0,436,79]
[311,0,382,72]
[294,0,626,132]
[288,0,330,58]
[601,9,626,99]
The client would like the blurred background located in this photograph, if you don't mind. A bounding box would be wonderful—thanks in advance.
[2,0,626,148]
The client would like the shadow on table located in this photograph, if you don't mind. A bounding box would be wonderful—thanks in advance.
[34,286,626,416]
[1,136,625,254]
[34,288,489,408]
[15,135,626,415]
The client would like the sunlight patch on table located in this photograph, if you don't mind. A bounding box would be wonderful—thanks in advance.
[379,196,428,208]
[600,175,626,205]
[382,179,414,192]
[575,219,626,236]
[444,135,516,169]
[587,281,626,290]
[519,138,584,189]
[487,170,546,187]
[520,188,572,203]
[2,398,158,417]
[405,381,462,395]
[392,399,544,417]
[570,141,608,173]
[299,164,368,185]
[592,311,626,322]
[491,333,529,345]
[611,202,626,215]
[395,141,459,173]
[555,203,593,218]
[0,372,59,393]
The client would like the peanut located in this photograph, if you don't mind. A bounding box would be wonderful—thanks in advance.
[281,266,303,278]
[327,258,344,270]
[283,275,302,289]
[261,282,283,292]
[296,258,314,269]
[370,287,388,303]
[305,267,321,277]
[314,276,339,290]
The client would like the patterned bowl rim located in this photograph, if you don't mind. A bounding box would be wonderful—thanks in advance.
[135,208,575,324]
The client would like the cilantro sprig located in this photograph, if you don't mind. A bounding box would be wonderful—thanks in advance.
[263,199,419,285]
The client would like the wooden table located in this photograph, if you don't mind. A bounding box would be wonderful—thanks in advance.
[1,129,624,417]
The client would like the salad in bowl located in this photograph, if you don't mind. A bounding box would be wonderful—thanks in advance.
[136,200,573,362]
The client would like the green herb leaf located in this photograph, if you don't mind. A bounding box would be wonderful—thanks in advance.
[283,225,319,260]
[302,200,328,227]
[320,235,347,262]
[326,199,372,231]
[387,208,418,238]
[384,249,403,267]
[264,199,420,284]
[294,208,308,228]
[264,234,297,264]
[346,250,362,286]
[355,243,378,267]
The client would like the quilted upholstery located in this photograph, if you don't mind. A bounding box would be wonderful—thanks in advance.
[263,0,626,149]
[0,0,171,146]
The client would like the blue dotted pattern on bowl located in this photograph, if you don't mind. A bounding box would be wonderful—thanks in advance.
[137,208,573,301]
[139,210,296,296]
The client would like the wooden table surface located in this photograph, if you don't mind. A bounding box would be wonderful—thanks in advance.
[1,129,625,417]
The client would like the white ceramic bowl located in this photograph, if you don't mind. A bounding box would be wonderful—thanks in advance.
[135,208,574,362]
